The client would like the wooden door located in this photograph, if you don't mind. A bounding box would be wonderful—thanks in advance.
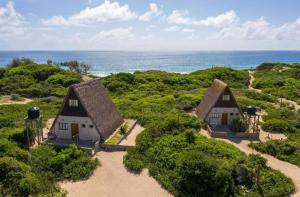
[71,123,79,137]
[221,113,228,125]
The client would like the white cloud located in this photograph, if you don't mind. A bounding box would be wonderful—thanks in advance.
[93,27,135,40]
[164,26,195,33]
[216,17,300,40]
[167,10,239,28]
[42,0,137,26]
[0,1,26,36]
[181,28,195,33]
[42,16,69,26]
[139,3,162,22]
[164,26,180,32]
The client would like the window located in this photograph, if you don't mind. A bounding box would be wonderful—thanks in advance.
[82,124,86,128]
[59,122,68,130]
[222,95,230,101]
[230,113,234,116]
[69,99,78,107]
[236,113,239,116]
[210,113,220,118]
[89,125,93,128]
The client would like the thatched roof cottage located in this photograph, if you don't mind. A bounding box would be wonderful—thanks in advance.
[196,79,243,129]
[50,79,124,143]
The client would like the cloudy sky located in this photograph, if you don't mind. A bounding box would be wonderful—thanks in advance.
[1,0,300,50]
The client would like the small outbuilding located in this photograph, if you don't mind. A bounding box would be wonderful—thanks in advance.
[50,79,124,144]
[196,79,243,129]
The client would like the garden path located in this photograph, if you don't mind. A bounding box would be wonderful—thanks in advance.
[119,124,144,146]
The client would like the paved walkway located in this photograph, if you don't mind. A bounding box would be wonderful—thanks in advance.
[119,124,144,146]
[61,151,172,197]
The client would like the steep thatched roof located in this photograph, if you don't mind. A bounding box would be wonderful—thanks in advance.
[51,79,124,140]
[195,79,241,119]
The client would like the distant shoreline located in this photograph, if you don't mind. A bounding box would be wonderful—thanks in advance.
[1,51,299,74]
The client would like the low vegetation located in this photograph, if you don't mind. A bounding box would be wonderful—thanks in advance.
[250,107,300,166]
[0,59,80,97]
[253,62,300,104]
[0,60,297,196]
[101,68,295,196]
[249,63,300,167]
[0,60,97,196]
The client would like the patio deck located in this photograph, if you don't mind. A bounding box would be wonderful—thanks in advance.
[45,138,99,154]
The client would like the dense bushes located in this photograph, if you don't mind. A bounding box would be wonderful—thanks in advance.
[101,67,295,196]
[46,73,80,87]
[248,79,300,167]
[0,97,97,196]
[31,145,98,181]
[0,62,80,97]
[0,61,297,196]
[0,143,98,196]
[253,63,300,103]
[250,140,299,166]
[262,119,296,133]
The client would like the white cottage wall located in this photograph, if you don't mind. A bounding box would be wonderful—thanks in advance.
[53,115,100,141]
[205,107,240,126]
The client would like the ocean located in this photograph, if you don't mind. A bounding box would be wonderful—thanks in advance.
[0,51,300,76]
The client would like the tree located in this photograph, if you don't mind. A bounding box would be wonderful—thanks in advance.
[177,151,233,197]
[247,154,267,196]
[80,63,91,75]
[47,60,53,65]
[58,60,91,75]
[9,58,34,67]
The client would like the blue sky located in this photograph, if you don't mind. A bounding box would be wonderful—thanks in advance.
[1,0,300,50]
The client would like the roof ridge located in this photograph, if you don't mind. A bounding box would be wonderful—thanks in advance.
[214,79,228,87]
[71,79,98,88]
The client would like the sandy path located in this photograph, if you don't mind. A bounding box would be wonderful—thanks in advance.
[200,130,300,196]
[248,71,262,93]
[119,124,144,146]
[249,71,300,111]
[280,98,300,111]
[0,96,32,105]
[61,151,172,197]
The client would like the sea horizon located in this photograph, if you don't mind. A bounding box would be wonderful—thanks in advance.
[1,50,300,76]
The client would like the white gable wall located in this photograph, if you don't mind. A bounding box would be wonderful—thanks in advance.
[53,115,100,141]
[205,107,241,127]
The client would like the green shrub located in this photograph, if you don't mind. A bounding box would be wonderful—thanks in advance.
[262,119,296,133]
[232,117,248,132]
[177,151,233,197]
[46,73,80,87]
[123,147,144,173]
[185,130,196,143]
[249,140,298,166]
[119,123,128,135]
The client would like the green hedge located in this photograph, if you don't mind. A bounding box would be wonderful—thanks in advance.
[262,119,296,133]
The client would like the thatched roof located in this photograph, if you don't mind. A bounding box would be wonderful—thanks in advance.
[51,79,124,140]
[195,79,241,119]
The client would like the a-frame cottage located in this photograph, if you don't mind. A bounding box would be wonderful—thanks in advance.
[50,79,124,143]
[196,79,243,129]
